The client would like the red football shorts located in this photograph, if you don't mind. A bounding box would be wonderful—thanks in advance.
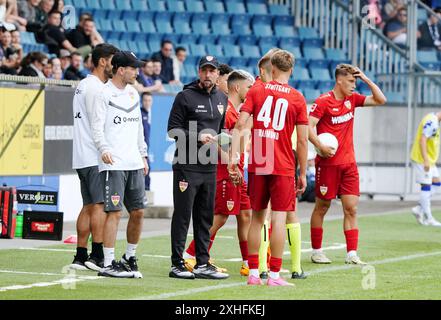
[315,162,360,200]
[215,179,251,215]
[248,173,296,211]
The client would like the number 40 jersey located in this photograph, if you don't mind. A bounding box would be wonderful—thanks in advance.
[240,80,308,176]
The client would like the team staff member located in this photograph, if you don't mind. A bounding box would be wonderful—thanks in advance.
[167,56,228,280]
[70,43,118,271]
[309,64,387,265]
[91,51,149,278]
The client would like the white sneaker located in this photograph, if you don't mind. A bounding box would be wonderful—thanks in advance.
[311,251,332,264]
[345,254,367,265]
[412,206,425,225]
[423,217,441,227]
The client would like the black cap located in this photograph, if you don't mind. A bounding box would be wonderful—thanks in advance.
[199,55,219,69]
[112,51,145,69]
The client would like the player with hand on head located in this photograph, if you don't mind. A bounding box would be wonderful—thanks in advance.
[308,64,387,265]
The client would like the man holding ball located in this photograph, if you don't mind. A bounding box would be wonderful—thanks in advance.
[308,64,387,265]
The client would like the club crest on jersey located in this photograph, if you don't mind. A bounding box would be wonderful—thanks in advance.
[129,91,136,101]
[310,103,317,112]
[217,103,225,114]
[320,186,328,196]
[227,201,234,211]
[179,181,188,192]
[344,100,352,110]
[111,194,120,206]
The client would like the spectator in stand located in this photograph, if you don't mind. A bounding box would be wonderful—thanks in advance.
[66,15,104,58]
[1,0,27,31]
[417,7,441,51]
[384,7,407,47]
[382,0,406,21]
[152,58,166,83]
[81,52,93,76]
[63,51,83,80]
[59,48,70,71]
[18,51,47,77]
[51,56,61,79]
[216,63,233,95]
[42,10,76,56]
[18,0,42,33]
[51,0,63,12]
[172,46,187,84]
[43,56,52,77]
[35,0,53,26]
[135,58,164,93]
[10,29,23,62]
[151,40,175,84]
[141,92,152,191]
[0,29,20,74]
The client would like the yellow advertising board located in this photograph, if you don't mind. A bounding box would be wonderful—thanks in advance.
[0,87,45,175]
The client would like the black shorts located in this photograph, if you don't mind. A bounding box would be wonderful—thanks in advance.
[76,166,104,206]
[101,169,147,212]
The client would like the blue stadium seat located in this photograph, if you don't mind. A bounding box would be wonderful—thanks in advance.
[258,36,278,48]
[309,67,331,81]
[163,34,181,44]
[384,91,405,104]
[198,34,218,45]
[100,0,115,9]
[140,20,156,33]
[126,21,141,33]
[148,34,162,53]
[173,16,192,34]
[247,57,260,68]
[225,2,246,14]
[134,33,148,42]
[317,80,334,92]
[273,15,294,27]
[232,24,252,36]
[229,57,248,67]
[302,38,324,48]
[279,37,301,50]
[186,1,205,13]
[113,20,127,31]
[269,4,289,15]
[190,43,207,56]
[166,0,185,12]
[99,19,113,31]
[93,9,108,20]
[173,12,192,24]
[184,55,198,67]
[238,35,258,45]
[303,88,321,102]
[132,0,148,11]
[420,62,441,70]
[417,50,439,63]
[217,35,237,45]
[251,15,273,27]
[184,64,198,78]
[231,14,251,28]
[247,3,268,15]
[148,0,166,11]
[191,19,210,35]
[298,27,319,40]
[252,25,273,37]
[115,0,131,10]
[156,21,174,34]
[107,10,123,20]
[241,44,261,58]
[72,0,87,8]
[204,1,224,14]
[137,42,150,56]
[119,40,130,50]
[325,48,347,61]
[275,25,297,38]
[180,34,199,46]
[293,67,310,81]
[223,44,242,58]
[126,40,139,52]
[86,0,100,9]
[211,13,230,24]
[303,47,325,60]
[155,11,172,22]
[206,44,223,56]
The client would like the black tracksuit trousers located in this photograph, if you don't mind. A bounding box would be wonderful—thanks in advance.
[171,168,216,266]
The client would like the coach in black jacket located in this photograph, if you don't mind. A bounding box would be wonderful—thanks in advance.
[167,55,228,280]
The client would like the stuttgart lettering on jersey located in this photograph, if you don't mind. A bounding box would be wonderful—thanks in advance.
[331,111,354,125]
[264,83,291,94]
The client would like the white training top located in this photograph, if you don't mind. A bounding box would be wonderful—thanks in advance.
[422,113,439,138]
[91,80,147,172]
[72,74,104,169]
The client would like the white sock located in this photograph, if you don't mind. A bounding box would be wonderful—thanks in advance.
[250,269,259,278]
[312,249,323,255]
[125,243,138,259]
[103,247,115,267]
[269,271,279,280]
[183,252,194,260]
[243,260,249,268]
[420,188,433,220]
[347,250,357,258]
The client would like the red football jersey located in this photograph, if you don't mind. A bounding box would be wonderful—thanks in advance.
[310,91,366,166]
[217,101,244,181]
[241,80,308,176]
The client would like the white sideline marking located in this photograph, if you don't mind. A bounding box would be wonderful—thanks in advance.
[0,276,102,292]
[0,269,62,276]
[18,247,75,252]
[133,250,441,300]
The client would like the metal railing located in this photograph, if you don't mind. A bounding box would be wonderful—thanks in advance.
[0,74,79,87]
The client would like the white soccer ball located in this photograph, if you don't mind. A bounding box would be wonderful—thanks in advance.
[315,133,338,156]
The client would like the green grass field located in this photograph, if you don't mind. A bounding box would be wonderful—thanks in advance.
[1,210,440,300]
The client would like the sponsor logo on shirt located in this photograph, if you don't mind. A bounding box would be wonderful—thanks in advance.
[113,116,140,124]
[114,116,122,124]
[74,112,82,119]
[331,111,354,125]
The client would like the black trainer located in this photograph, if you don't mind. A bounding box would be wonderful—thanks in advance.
[291,270,307,279]
[69,255,88,271]
[98,260,134,278]
[169,262,195,279]
[84,255,104,272]
[121,254,143,278]
[260,271,268,280]
[193,263,229,280]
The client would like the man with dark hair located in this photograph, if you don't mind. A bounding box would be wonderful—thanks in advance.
[216,63,233,95]
[417,7,441,51]
[66,17,104,58]
[64,52,84,80]
[42,10,77,56]
[91,51,148,278]
[167,55,229,280]
[384,7,407,47]
[173,46,187,83]
[71,43,119,271]
[135,59,164,93]
[151,39,175,83]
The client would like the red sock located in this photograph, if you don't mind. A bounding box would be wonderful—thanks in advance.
[239,241,248,261]
[269,257,282,273]
[248,254,259,270]
[207,233,217,252]
[186,240,196,257]
[344,229,359,252]
[311,227,323,250]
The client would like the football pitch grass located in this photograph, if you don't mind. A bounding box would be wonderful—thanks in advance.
[0,210,440,300]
